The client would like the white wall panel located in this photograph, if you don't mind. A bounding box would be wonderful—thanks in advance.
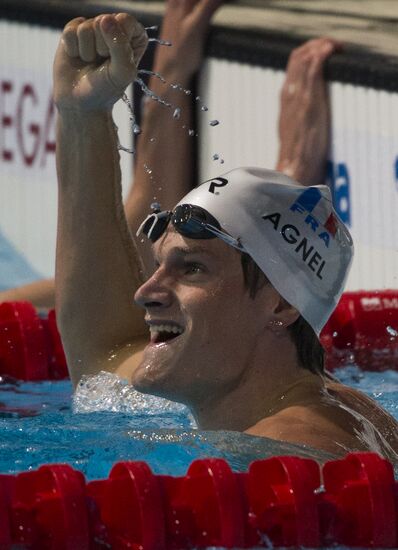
[198,59,284,179]
[198,57,398,291]
[2,21,398,292]
[0,21,133,280]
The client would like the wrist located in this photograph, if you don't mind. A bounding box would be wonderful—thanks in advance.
[151,60,194,89]
[56,110,116,138]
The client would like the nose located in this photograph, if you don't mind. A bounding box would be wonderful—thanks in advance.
[134,268,173,310]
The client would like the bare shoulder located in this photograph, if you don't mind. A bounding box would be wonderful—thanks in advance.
[245,405,358,456]
[325,380,398,437]
[246,380,398,460]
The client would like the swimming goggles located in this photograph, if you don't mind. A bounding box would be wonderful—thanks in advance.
[136,203,244,250]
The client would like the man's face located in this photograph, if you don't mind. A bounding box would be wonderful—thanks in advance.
[133,228,276,406]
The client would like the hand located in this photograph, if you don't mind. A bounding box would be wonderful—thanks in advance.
[53,13,148,112]
[152,0,223,85]
[276,37,342,186]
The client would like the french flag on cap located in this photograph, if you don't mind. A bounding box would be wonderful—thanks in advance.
[290,187,338,237]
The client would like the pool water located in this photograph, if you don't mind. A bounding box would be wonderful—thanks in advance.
[0,367,397,480]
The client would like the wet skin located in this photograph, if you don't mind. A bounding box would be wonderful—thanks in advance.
[133,228,281,410]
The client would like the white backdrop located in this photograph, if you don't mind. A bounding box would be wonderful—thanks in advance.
[1,21,398,291]
[0,21,133,279]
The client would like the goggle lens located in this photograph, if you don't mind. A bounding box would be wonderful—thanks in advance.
[137,204,243,250]
[172,204,219,240]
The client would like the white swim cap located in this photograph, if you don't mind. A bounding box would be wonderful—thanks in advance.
[177,167,353,335]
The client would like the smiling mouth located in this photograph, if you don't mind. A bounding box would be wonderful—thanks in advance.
[149,323,184,344]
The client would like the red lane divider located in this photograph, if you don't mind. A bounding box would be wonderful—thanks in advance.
[321,290,398,371]
[0,453,396,549]
[0,302,67,381]
[0,291,397,380]
[246,456,321,547]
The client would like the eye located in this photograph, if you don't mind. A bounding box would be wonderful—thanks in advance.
[184,262,206,276]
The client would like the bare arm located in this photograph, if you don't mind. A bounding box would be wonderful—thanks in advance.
[126,0,222,274]
[276,37,342,186]
[0,279,55,309]
[54,14,148,386]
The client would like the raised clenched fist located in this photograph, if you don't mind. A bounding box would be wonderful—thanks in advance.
[53,13,148,112]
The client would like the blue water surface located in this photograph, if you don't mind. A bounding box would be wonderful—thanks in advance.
[0,366,397,481]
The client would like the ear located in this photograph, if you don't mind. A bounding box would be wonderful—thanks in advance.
[267,291,300,334]
[252,285,300,333]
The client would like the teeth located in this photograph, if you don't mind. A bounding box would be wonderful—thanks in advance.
[149,324,183,335]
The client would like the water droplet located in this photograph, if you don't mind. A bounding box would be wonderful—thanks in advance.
[135,77,173,109]
[387,325,398,337]
[213,154,219,161]
[184,89,192,95]
[201,105,209,112]
[148,38,172,47]
[118,93,137,154]
[173,108,181,119]
[133,124,141,135]
[138,69,166,83]
[188,129,195,137]
[150,137,156,143]
[209,120,219,127]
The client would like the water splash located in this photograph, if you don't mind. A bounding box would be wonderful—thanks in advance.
[138,69,166,84]
[73,371,192,418]
[387,325,398,337]
[116,93,137,154]
[143,164,153,175]
[212,153,224,164]
[195,95,209,112]
[135,77,173,109]
[170,83,193,97]
[148,38,172,47]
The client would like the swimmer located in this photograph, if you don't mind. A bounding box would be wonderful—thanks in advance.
[54,12,398,460]
[0,2,336,308]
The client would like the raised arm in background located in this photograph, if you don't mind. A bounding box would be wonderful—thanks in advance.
[0,279,55,310]
[276,37,341,185]
[125,0,223,274]
[54,13,149,386]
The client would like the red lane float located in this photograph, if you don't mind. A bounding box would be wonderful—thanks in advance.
[322,290,398,371]
[0,291,398,380]
[0,302,67,381]
[0,453,396,549]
